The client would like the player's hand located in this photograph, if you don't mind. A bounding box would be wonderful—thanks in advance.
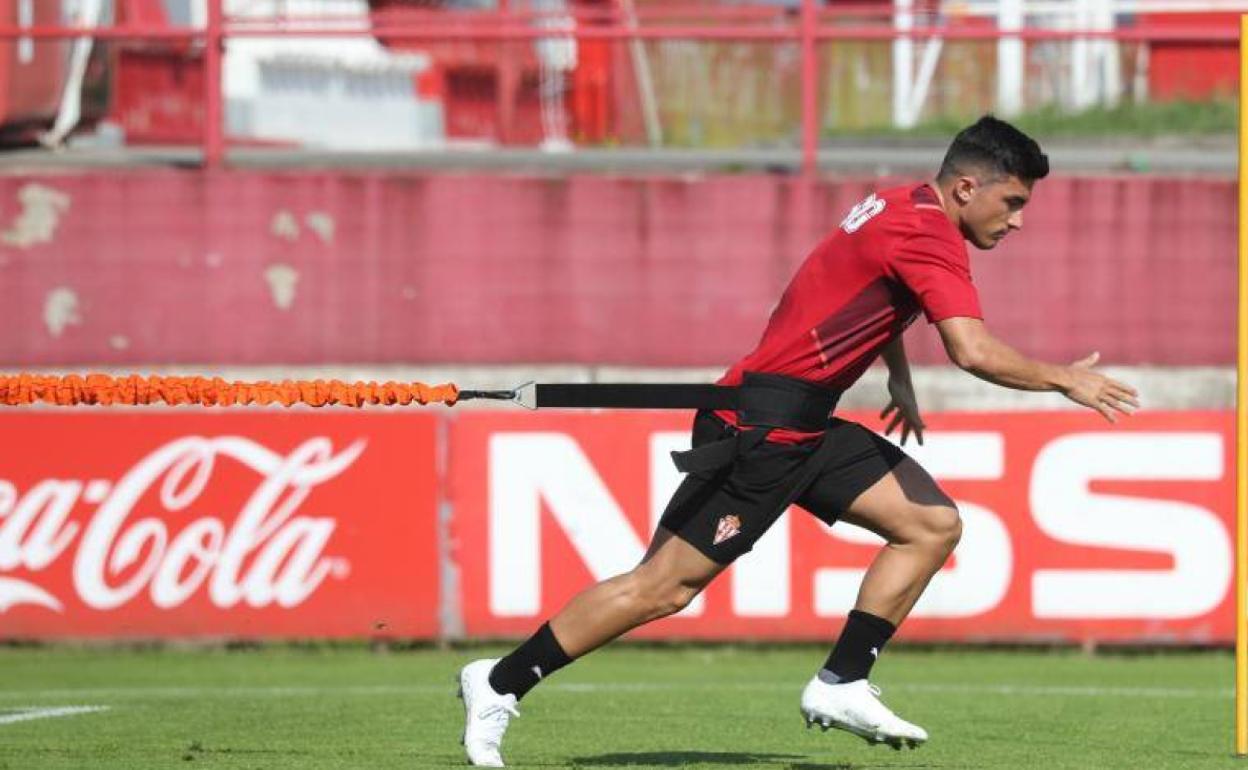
[882,376,925,446]
[1062,352,1140,423]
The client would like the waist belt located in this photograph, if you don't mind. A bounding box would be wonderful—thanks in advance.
[670,372,842,476]
[735,372,840,432]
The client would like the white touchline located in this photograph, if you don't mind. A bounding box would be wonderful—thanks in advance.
[0,706,109,726]
[0,682,1231,700]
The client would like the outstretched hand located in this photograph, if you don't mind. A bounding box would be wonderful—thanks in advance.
[882,376,925,446]
[1062,352,1140,423]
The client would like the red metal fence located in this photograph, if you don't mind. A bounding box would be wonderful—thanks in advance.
[0,1,1238,171]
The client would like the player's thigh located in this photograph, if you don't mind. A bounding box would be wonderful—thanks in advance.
[795,419,912,526]
[841,459,959,545]
[795,420,955,541]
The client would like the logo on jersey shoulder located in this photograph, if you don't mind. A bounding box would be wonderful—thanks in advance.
[713,514,742,545]
[840,194,886,233]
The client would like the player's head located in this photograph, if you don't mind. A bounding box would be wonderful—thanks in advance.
[936,116,1048,249]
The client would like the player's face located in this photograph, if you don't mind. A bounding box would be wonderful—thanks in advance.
[958,174,1034,249]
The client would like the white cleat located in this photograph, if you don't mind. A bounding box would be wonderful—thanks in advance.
[457,658,519,767]
[799,676,928,750]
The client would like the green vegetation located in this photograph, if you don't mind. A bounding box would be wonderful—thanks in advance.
[0,644,1239,769]
[830,99,1238,140]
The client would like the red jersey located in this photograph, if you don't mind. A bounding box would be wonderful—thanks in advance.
[717,183,983,442]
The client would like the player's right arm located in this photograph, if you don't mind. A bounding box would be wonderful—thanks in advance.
[935,316,1139,423]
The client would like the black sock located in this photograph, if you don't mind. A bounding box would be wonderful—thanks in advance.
[488,622,573,701]
[821,609,896,684]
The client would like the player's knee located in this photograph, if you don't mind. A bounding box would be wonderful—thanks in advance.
[618,567,698,619]
[886,502,960,552]
[641,577,701,618]
[922,503,962,554]
[659,582,701,617]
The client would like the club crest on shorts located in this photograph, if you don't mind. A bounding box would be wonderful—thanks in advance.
[713,514,742,545]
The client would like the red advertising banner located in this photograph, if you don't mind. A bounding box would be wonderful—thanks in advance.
[449,411,1233,643]
[0,412,440,639]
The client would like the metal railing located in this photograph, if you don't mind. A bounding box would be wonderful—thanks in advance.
[0,1,1238,173]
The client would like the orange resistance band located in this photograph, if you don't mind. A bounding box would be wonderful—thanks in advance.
[0,374,459,408]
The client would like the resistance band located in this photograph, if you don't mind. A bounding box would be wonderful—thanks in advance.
[0,375,739,411]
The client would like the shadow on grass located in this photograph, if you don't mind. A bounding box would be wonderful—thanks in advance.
[571,752,856,768]
[181,741,315,759]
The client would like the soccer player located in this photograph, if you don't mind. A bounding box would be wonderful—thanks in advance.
[457,116,1138,767]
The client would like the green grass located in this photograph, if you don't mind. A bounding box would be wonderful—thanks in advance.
[829,99,1238,140]
[0,644,1240,769]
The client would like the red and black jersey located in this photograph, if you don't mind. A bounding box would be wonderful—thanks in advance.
[717,182,982,442]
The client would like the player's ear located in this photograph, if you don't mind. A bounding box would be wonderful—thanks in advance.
[952,175,977,205]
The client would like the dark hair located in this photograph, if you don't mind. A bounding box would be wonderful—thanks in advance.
[937,115,1049,182]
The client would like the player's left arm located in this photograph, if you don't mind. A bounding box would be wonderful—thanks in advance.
[936,315,1140,423]
[880,335,925,446]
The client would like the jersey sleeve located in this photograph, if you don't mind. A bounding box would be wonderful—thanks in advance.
[889,222,983,323]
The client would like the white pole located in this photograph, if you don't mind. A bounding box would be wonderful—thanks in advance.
[1092,0,1121,107]
[38,0,106,148]
[17,0,32,64]
[997,0,1025,117]
[1071,0,1092,109]
[909,37,944,124]
[620,0,663,147]
[1132,39,1149,103]
[893,0,915,128]
[533,0,576,152]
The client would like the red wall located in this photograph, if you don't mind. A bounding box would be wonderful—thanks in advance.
[0,172,1233,367]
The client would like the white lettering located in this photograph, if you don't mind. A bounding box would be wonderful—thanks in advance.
[1030,433,1229,619]
[151,518,224,609]
[0,480,80,570]
[489,434,645,617]
[840,194,886,234]
[0,435,362,613]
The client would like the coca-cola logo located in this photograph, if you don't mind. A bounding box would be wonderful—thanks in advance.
[0,435,366,613]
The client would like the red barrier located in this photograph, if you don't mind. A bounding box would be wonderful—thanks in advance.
[0,408,1234,643]
[1142,12,1238,100]
[0,172,1232,368]
[450,410,1233,643]
[0,412,440,638]
[0,0,67,140]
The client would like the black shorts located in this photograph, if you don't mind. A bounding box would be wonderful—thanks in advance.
[658,410,908,564]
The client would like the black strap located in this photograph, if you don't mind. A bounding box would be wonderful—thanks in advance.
[737,372,839,432]
[671,428,769,475]
[673,424,842,522]
[535,383,739,410]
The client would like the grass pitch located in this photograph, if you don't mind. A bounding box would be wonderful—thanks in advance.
[0,643,1238,769]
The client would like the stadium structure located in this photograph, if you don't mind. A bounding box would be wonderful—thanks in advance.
[0,2,1243,768]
